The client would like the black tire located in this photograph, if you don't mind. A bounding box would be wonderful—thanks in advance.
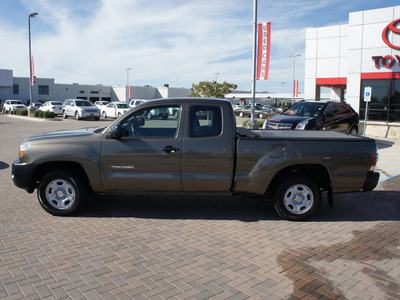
[37,171,86,216]
[63,110,68,119]
[94,117,100,121]
[162,114,168,120]
[274,176,321,221]
[349,126,358,135]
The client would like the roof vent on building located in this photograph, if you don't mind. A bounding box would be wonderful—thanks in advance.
[163,84,169,87]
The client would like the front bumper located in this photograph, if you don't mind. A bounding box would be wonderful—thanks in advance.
[81,110,100,118]
[11,160,36,193]
[362,171,380,192]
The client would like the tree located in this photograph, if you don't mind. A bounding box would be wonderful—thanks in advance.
[190,81,238,99]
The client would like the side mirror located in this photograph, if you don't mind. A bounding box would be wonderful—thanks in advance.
[109,124,122,139]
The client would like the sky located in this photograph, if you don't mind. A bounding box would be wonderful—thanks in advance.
[1,0,399,94]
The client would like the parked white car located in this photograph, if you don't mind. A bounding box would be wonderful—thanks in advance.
[129,99,148,108]
[2,100,27,114]
[101,102,130,118]
[38,101,64,115]
[62,99,100,120]
[95,101,110,109]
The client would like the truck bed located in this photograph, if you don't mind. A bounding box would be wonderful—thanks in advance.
[237,127,371,142]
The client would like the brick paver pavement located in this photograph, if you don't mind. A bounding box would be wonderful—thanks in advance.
[0,114,399,299]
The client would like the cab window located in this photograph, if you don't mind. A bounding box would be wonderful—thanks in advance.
[120,105,180,138]
[189,106,222,138]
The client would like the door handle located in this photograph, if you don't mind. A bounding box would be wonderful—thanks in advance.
[162,146,180,153]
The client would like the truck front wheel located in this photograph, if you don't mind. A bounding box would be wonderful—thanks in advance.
[274,176,321,221]
[37,171,86,216]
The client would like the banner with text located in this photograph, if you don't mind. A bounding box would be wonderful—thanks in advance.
[256,22,271,80]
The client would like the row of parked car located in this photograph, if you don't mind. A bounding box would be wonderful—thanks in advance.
[1,98,170,121]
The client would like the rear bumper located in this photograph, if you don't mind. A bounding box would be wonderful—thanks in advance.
[11,160,36,193]
[362,171,380,192]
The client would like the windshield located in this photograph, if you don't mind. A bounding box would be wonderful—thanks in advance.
[53,102,63,105]
[75,101,93,107]
[11,101,23,105]
[283,102,327,117]
[117,104,129,108]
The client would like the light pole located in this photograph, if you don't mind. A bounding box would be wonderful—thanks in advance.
[281,82,286,94]
[28,12,38,110]
[289,54,300,105]
[214,72,220,82]
[126,67,131,102]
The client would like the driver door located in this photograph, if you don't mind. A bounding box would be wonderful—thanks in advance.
[100,103,184,192]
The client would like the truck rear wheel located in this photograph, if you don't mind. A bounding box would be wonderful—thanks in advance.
[37,171,86,216]
[274,176,321,221]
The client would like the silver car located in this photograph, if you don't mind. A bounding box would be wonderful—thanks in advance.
[62,99,100,120]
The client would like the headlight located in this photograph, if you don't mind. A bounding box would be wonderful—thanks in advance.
[295,119,309,130]
[19,142,30,157]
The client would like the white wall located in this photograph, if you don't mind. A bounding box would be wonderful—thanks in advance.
[304,5,400,113]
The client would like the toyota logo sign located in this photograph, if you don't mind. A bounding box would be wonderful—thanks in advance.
[382,18,400,50]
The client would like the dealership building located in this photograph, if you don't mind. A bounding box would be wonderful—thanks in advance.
[0,69,191,105]
[305,5,400,138]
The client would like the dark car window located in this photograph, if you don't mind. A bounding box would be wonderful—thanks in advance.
[324,105,338,115]
[75,101,93,107]
[335,103,351,115]
[189,106,222,138]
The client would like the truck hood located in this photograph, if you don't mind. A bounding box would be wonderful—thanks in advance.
[24,127,104,142]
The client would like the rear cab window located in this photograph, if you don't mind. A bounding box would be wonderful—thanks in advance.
[189,105,222,138]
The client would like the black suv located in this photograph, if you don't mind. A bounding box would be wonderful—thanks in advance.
[262,101,359,134]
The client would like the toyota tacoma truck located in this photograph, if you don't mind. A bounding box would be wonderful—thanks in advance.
[12,98,380,221]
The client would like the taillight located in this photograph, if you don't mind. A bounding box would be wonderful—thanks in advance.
[369,150,378,172]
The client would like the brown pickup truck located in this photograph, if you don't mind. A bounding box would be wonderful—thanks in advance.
[12,98,379,221]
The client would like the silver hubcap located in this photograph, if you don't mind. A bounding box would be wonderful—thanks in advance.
[283,184,314,215]
[45,179,76,210]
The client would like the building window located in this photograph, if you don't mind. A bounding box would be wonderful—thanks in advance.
[90,91,99,94]
[79,90,85,94]
[360,79,400,122]
[13,84,19,95]
[38,85,49,95]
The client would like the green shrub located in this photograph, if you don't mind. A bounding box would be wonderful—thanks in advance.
[43,111,55,118]
[14,109,28,116]
[242,120,264,128]
[33,110,54,118]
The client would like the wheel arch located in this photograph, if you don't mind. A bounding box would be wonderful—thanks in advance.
[266,164,331,198]
[32,161,91,192]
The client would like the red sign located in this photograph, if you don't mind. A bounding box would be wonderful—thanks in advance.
[372,19,400,69]
[256,22,271,80]
[382,18,400,50]
[293,80,299,98]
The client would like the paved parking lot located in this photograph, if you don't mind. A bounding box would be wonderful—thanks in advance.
[0,114,399,299]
